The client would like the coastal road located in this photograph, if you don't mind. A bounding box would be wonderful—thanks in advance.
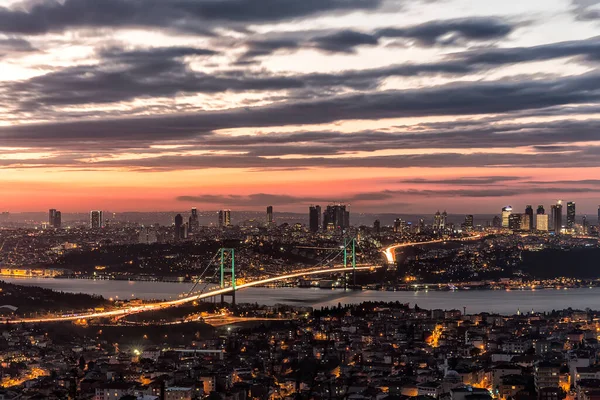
[383,234,484,263]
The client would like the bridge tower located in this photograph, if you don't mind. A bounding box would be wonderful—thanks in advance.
[343,237,357,290]
[219,248,236,307]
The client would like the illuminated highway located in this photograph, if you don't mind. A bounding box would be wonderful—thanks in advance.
[383,235,484,263]
[12,265,379,324]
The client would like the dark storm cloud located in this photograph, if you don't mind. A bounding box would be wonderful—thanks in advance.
[0,0,382,35]
[452,36,600,65]
[237,17,516,61]
[3,72,600,147]
[98,46,219,62]
[310,30,380,53]
[375,17,515,46]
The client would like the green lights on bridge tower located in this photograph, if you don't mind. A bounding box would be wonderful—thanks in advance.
[343,237,357,290]
[219,248,236,306]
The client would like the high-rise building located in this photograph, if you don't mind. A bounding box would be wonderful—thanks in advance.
[189,208,199,232]
[520,213,531,231]
[218,210,231,228]
[464,215,474,231]
[174,214,183,241]
[492,215,502,228]
[509,213,521,230]
[266,206,273,226]
[393,218,402,233]
[525,205,533,231]
[502,206,513,228]
[90,210,103,229]
[48,209,62,228]
[433,211,447,232]
[582,215,588,234]
[309,205,321,233]
[536,214,549,232]
[567,202,576,230]
[373,219,381,234]
[551,201,563,233]
[418,218,425,233]
[433,211,442,231]
[49,209,56,226]
[322,204,349,232]
[54,211,61,228]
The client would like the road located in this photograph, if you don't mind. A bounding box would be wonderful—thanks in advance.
[382,235,484,263]
[12,265,379,324]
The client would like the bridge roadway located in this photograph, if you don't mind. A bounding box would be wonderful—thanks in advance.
[12,265,379,324]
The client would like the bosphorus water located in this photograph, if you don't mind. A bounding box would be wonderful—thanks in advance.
[2,277,599,315]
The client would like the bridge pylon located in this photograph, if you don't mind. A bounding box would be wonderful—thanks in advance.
[343,237,357,290]
[219,248,236,307]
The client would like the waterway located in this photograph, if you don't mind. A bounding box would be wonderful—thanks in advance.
[2,277,600,315]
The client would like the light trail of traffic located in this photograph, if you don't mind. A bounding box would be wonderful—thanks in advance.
[383,239,445,264]
[383,235,484,263]
[12,265,379,324]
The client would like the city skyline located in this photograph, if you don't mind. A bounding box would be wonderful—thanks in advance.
[2,0,600,212]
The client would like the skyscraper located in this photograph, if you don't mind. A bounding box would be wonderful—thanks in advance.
[464,215,474,231]
[218,210,231,228]
[551,201,563,233]
[536,214,549,232]
[49,209,56,226]
[309,205,321,233]
[502,206,513,228]
[433,211,442,231]
[492,215,502,228]
[394,218,402,233]
[520,213,530,231]
[509,213,521,230]
[433,211,447,232]
[322,204,349,232]
[189,207,199,232]
[90,210,103,229]
[266,206,273,226]
[174,214,183,241]
[525,205,533,232]
[54,211,61,228]
[567,202,576,230]
[373,219,381,234]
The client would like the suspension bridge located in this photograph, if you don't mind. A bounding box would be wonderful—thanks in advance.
[13,237,368,324]
[12,235,484,324]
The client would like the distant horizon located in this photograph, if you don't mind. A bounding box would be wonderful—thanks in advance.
[2,207,599,217]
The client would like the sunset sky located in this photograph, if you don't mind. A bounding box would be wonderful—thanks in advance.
[2,0,600,213]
